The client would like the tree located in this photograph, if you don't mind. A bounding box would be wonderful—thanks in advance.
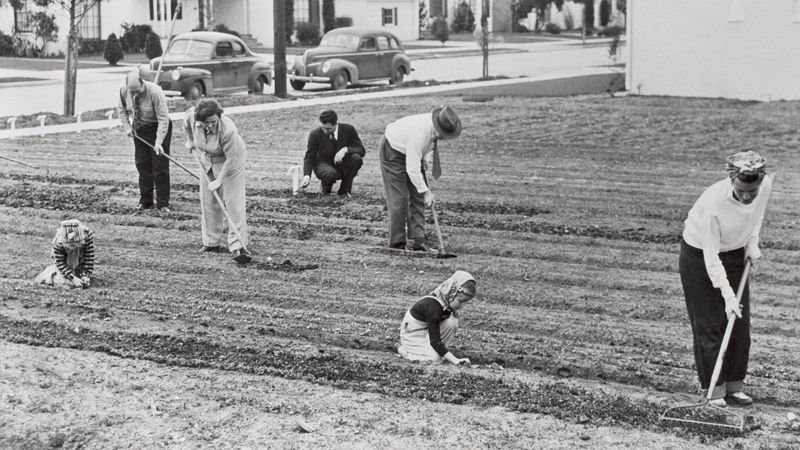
[31,11,58,56]
[599,0,611,27]
[419,1,427,31]
[144,30,162,59]
[451,1,475,33]
[582,0,595,30]
[285,0,294,42]
[431,16,449,45]
[322,0,335,33]
[511,0,563,32]
[103,32,123,66]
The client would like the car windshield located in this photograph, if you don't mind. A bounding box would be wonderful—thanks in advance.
[319,33,359,48]
[166,39,213,57]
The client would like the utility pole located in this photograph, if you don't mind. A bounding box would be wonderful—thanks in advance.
[481,0,489,79]
[273,0,287,98]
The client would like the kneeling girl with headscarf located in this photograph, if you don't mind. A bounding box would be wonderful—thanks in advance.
[34,219,95,289]
[397,270,476,365]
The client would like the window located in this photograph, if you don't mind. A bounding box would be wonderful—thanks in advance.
[232,41,246,56]
[14,0,34,33]
[389,37,400,49]
[359,37,377,51]
[382,7,398,26]
[78,0,101,40]
[149,0,183,21]
[376,36,390,50]
[215,42,232,57]
[294,0,310,22]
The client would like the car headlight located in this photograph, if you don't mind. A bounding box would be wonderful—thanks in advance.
[170,69,181,81]
[322,61,331,73]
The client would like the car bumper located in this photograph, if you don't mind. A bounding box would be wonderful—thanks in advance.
[289,73,330,83]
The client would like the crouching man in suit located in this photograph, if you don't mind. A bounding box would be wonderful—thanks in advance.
[301,110,365,197]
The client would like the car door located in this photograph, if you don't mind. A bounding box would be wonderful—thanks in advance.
[376,35,397,78]
[356,36,380,79]
[212,41,235,90]
[230,40,253,91]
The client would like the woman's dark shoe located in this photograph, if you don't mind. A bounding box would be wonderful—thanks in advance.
[232,249,252,264]
[199,245,225,253]
[725,392,753,405]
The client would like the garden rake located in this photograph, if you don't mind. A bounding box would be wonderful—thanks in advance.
[659,258,752,432]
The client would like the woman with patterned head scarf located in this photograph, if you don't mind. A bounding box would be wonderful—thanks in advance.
[397,270,476,364]
[680,151,773,407]
[34,219,95,289]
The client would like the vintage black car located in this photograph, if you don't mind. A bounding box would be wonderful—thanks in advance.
[288,27,411,91]
[145,31,272,100]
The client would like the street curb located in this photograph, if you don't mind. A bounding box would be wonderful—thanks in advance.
[0,69,613,140]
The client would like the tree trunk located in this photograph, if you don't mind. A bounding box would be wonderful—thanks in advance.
[481,5,488,79]
[63,25,79,116]
[272,0,287,98]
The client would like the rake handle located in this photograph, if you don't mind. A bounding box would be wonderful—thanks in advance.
[132,132,199,180]
[706,258,751,401]
[192,152,249,254]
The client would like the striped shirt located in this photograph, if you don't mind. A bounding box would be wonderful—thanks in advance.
[53,230,95,280]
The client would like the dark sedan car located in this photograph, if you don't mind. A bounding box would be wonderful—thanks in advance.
[144,31,272,100]
[288,27,411,91]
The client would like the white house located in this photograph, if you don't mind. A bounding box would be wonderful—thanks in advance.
[0,0,419,56]
[626,0,800,101]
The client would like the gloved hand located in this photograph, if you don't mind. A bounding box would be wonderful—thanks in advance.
[745,242,761,263]
[424,191,434,209]
[80,275,91,288]
[724,293,742,319]
[184,141,195,153]
[300,175,311,188]
[154,144,164,156]
[71,277,84,288]
[207,178,222,192]
[334,148,347,165]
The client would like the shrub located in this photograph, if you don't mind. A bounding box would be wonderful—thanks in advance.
[334,16,353,28]
[451,1,475,33]
[431,16,449,45]
[599,25,623,37]
[295,22,321,45]
[32,11,58,56]
[0,30,14,57]
[583,0,595,30]
[80,39,106,55]
[121,23,153,53]
[285,0,294,42]
[212,24,241,37]
[322,0,336,33]
[544,23,561,34]
[103,33,124,65]
[144,30,163,59]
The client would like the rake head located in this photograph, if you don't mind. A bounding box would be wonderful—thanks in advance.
[659,398,745,432]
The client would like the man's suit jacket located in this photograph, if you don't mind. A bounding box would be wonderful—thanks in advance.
[304,123,365,176]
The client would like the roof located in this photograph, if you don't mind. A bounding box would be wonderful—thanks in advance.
[172,31,245,43]
[323,27,400,38]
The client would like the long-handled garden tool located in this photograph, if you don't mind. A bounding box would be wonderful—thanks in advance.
[192,152,252,264]
[131,132,199,180]
[431,200,456,259]
[659,258,752,431]
[0,154,39,169]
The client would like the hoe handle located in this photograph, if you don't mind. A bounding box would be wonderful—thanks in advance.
[706,259,751,400]
[431,201,447,253]
[131,132,199,180]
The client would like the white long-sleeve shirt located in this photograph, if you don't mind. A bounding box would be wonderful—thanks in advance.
[682,174,773,301]
[384,113,436,194]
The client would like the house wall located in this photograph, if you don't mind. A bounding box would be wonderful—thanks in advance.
[628,0,800,101]
[245,0,274,47]
[336,0,419,40]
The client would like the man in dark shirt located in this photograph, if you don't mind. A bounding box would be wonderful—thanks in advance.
[301,110,365,196]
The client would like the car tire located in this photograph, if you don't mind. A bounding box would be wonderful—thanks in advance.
[290,79,306,91]
[184,81,204,101]
[251,75,268,95]
[389,66,405,85]
[331,71,348,91]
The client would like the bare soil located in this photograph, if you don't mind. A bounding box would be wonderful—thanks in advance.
[1,94,799,449]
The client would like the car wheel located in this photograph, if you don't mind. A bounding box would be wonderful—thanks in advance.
[331,71,348,91]
[184,81,204,101]
[251,75,268,95]
[290,79,306,91]
[389,66,405,85]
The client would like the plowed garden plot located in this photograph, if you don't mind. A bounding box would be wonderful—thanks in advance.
[1,95,799,449]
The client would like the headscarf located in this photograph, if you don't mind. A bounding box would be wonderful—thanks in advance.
[53,219,88,247]
[428,270,476,316]
[726,151,767,180]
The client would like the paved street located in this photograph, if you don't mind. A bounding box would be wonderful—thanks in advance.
[0,40,617,117]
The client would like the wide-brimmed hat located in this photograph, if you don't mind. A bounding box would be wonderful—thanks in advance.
[432,106,462,139]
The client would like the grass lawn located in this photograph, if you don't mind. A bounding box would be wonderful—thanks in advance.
[0,94,798,448]
[0,53,151,71]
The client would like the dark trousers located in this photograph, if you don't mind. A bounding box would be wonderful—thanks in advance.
[379,137,427,248]
[133,121,172,208]
[679,239,750,389]
[313,153,363,194]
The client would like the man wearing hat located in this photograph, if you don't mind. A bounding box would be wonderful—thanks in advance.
[379,106,462,251]
[117,67,173,212]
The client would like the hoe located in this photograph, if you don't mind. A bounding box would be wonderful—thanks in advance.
[431,200,456,259]
[659,259,752,432]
